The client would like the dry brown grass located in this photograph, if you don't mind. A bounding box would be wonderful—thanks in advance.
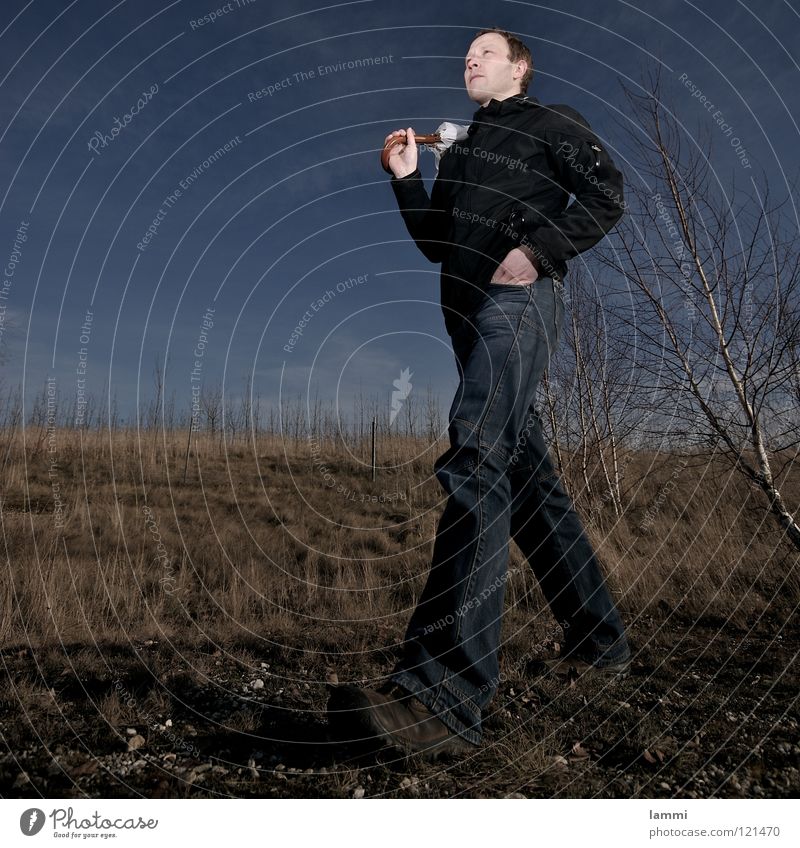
[1,426,798,652]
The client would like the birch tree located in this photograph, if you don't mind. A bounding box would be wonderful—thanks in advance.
[598,68,800,548]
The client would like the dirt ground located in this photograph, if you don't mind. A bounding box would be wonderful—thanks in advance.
[1,608,797,799]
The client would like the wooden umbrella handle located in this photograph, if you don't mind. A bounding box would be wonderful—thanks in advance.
[381,130,442,173]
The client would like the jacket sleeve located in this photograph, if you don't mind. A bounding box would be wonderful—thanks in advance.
[389,168,451,264]
[520,105,625,277]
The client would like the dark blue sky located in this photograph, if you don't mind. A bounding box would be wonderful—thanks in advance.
[1,0,798,425]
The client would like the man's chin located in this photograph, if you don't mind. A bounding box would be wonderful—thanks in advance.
[467,85,493,104]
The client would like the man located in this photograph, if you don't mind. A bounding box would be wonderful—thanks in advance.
[328,27,632,759]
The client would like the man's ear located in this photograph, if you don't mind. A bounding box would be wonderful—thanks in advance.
[513,59,528,82]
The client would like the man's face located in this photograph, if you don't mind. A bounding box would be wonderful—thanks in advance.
[464,32,526,106]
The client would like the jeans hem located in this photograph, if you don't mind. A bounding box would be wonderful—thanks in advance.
[389,669,483,746]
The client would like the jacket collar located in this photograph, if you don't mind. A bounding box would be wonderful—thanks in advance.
[469,93,539,133]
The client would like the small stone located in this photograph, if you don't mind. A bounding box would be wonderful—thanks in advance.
[659,781,671,790]
[127,734,146,752]
[13,771,30,787]
[399,777,412,789]
[126,727,137,736]
[187,763,212,783]
[327,672,339,685]
[353,786,365,799]
[250,679,264,690]
[71,759,99,777]
[506,792,527,799]
[165,719,173,727]
[274,763,285,771]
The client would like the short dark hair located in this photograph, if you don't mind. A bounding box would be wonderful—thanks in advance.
[473,27,534,93]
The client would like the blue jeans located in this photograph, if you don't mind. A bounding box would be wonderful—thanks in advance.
[390,276,631,745]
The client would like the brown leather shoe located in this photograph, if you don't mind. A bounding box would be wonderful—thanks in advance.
[327,682,479,760]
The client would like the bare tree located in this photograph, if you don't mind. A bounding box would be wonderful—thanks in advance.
[240,373,253,446]
[147,354,163,430]
[553,266,657,516]
[598,67,800,548]
[0,383,22,472]
[202,381,222,441]
[224,387,241,447]
[149,353,164,462]
[424,380,443,444]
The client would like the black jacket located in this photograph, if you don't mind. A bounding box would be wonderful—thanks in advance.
[389,93,625,335]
